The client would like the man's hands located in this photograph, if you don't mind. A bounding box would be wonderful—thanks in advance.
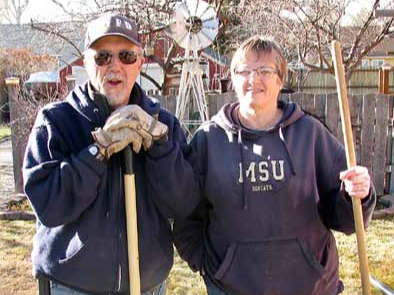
[105,105,168,140]
[92,127,144,157]
[92,105,168,159]
[339,166,371,199]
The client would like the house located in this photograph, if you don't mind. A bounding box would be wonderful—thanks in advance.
[0,21,230,99]
[289,26,394,94]
[360,35,394,69]
[0,22,86,98]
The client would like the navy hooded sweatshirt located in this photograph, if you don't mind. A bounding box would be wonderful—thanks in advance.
[173,101,376,295]
[22,82,198,294]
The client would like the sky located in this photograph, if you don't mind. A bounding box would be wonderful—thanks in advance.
[22,0,66,22]
[20,0,88,23]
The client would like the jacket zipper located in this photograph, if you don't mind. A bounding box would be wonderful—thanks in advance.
[117,256,122,291]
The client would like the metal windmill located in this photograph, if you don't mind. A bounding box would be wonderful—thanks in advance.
[164,0,219,131]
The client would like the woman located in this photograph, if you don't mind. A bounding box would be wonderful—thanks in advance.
[173,36,376,295]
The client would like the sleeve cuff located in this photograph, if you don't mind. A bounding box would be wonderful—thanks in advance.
[340,181,376,206]
[79,146,107,175]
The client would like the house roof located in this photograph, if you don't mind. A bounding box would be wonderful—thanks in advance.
[367,35,394,57]
[340,26,394,57]
[0,22,85,70]
[25,71,59,84]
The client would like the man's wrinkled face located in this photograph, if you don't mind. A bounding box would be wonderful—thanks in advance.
[84,35,145,109]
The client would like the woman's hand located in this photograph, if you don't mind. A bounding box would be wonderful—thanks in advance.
[339,166,371,199]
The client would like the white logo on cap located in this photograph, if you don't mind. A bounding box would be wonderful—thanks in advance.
[124,21,132,30]
[115,18,132,30]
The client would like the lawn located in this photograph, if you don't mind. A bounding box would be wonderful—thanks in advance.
[0,217,393,295]
[0,124,11,141]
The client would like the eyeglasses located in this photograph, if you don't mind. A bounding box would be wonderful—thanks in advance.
[88,50,140,66]
[235,66,279,78]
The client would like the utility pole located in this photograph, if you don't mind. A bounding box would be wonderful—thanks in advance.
[374,9,394,94]
[378,65,390,94]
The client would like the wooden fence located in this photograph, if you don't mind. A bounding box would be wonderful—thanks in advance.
[5,82,394,197]
[154,92,394,197]
[291,69,394,94]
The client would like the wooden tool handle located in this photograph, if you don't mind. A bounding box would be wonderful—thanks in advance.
[331,40,370,295]
[124,146,141,295]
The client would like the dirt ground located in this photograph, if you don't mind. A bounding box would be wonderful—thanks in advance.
[0,165,16,212]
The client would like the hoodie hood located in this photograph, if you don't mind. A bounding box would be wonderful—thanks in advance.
[213,100,305,138]
[66,82,161,127]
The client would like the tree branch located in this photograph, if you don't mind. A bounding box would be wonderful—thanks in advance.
[139,71,162,90]
[147,54,165,69]
[298,45,332,74]
[347,17,394,80]
[50,0,73,16]
[346,0,380,63]
[30,21,83,57]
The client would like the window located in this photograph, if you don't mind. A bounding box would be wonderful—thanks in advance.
[361,60,369,69]
[371,60,384,69]
[169,88,178,96]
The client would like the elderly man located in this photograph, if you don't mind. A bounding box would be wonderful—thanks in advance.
[23,14,197,295]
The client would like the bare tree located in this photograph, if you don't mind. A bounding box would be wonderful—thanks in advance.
[0,47,57,79]
[227,0,394,82]
[1,0,29,24]
[1,48,61,139]
[28,0,229,93]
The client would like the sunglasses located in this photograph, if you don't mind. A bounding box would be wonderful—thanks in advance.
[89,50,140,66]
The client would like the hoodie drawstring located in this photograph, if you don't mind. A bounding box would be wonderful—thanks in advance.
[279,126,296,175]
[238,129,248,210]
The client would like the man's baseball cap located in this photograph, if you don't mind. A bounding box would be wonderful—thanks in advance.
[84,14,141,50]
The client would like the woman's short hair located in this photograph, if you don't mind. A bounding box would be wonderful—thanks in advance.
[231,35,287,82]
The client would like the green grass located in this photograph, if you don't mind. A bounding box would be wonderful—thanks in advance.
[0,124,11,141]
[335,216,394,295]
[0,217,393,295]
[0,220,36,295]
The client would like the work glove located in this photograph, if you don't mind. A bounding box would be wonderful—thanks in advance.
[104,105,168,141]
[91,127,144,159]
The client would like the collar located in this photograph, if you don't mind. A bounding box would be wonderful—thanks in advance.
[87,82,111,119]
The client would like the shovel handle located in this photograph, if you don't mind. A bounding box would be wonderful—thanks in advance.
[331,40,370,295]
[124,146,141,295]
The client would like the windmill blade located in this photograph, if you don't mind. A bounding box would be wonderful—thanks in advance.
[199,3,216,20]
[164,6,189,44]
[186,0,200,16]
[194,30,215,49]
[200,14,218,23]
[164,0,218,50]
[200,27,217,44]
[175,1,191,19]
[176,31,190,48]
[193,0,211,18]
[200,9,217,22]
[201,18,219,32]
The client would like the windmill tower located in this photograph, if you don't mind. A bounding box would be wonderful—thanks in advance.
[165,0,219,132]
